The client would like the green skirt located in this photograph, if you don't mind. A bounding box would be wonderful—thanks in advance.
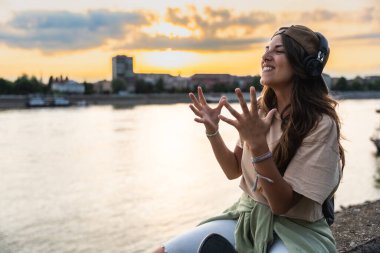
[199,193,337,253]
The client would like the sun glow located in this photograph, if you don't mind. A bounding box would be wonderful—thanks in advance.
[142,22,192,37]
[138,50,198,73]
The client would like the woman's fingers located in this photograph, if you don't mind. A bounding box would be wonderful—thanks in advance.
[223,101,241,119]
[264,108,277,125]
[194,117,206,124]
[249,86,258,114]
[197,86,208,106]
[235,88,250,115]
[189,92,202,110]
[195,117,216,129]
[218,114,237,127]
[216,96,226,111]
[189,104,202,118]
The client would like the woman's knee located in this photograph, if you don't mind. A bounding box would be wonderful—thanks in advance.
[158,220,237,253]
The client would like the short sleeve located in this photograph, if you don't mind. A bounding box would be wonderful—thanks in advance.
[283,115,341,205]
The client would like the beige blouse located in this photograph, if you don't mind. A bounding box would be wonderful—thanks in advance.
[238,111,341,222]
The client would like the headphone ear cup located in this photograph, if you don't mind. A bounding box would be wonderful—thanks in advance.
[304,55,323,77]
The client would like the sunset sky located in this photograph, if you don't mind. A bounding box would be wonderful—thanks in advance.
[0,0,379,82]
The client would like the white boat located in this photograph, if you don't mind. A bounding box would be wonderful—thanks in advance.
[76,100,88,107]
[52,97,70,106]
[26,96,47,107]
[26,96,71,107]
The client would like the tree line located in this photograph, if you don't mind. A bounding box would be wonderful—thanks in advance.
[114,75,380,93]
[1,74,380,95]
[111,75,264,94]
[331,77,380,91]
[0,74,95,95]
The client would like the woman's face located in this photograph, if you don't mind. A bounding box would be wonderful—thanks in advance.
[260,35,294,89]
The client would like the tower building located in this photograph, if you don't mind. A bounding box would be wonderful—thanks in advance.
[112,55,135,93]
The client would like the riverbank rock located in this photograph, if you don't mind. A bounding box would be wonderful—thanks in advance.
[331,199,380,253]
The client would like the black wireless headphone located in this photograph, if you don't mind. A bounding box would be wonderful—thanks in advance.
[303,32,329,77]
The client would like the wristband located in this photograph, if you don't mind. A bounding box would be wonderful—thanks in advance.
[206,129,219,137]
[252,171,274,192]
[251,151,272,163]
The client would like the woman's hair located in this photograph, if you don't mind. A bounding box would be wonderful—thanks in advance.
[259,33,345,176]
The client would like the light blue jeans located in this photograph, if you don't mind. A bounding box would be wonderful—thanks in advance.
[163,219,289,253]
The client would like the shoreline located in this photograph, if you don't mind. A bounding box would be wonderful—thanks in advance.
[332,199,380,252]
[0,93,191,109]
[2,91,380,109]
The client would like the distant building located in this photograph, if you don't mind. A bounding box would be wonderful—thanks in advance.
[190,74,234,90]
[112,55,133,80]
[112,55,135,93]
[235,75,255,90]
[135,73,171,85]
[51,79,84,94]
[93,80,112,94]
[167,75,189,91]
[366,76,380,83]
[135,73,188,90]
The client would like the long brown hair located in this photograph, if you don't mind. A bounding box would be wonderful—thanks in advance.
[260,34,345,176]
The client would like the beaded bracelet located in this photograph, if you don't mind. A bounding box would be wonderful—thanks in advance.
[252,172,274,192]
[251,151,272,163]
[206,129,219,137]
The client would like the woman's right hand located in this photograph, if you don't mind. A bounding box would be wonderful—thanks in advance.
[189,86,226,133]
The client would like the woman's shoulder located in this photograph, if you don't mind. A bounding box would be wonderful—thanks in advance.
[306,114,337,142]
[317,114,336,129]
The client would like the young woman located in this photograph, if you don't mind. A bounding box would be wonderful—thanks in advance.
[153,25,345,253]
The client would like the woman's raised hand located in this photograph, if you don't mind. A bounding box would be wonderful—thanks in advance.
[219,87,276,152]
[189,86,226,133]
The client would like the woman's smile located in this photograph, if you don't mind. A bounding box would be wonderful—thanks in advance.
[262,65,275,72]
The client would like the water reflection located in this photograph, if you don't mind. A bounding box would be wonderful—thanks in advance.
[0,101,380,253]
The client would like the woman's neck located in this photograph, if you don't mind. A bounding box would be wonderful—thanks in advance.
[274,86,292,114]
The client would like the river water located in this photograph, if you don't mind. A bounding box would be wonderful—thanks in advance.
[0,99,379,253]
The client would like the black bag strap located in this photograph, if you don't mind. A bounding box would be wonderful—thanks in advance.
[322,197,335,226]
[321,166,341,226]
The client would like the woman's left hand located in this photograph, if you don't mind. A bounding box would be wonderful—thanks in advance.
[219,87,277,153]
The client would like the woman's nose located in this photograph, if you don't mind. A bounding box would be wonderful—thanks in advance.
[262,50,273,62]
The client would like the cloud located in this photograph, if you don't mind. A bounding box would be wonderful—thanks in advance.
[0,9,154,52]
[0,6,379,53]
[118,33,267,51]
[335,33,380,40]
[0,6,274,53]
[122,6,380,52]
[278,7,380,29]
[298,9,337,22]
[165,6,275,39]
[117,6,275,51]
[358,7,376,22]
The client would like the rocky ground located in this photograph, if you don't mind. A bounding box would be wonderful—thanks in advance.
[331,199,380,253]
